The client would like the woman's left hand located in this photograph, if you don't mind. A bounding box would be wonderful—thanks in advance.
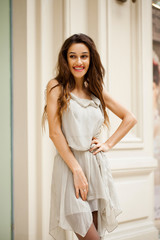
[89,137,111,155]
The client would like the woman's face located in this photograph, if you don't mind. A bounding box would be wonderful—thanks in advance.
[67,43,90,81]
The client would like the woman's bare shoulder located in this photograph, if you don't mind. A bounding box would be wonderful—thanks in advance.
[47,79,61,94]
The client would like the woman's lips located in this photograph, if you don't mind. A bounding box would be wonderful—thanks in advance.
[73,66,85,72]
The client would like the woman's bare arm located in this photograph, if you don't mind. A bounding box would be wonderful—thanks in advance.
[102,87,137,149]
[47,79,88,200]
[90,87,137,154]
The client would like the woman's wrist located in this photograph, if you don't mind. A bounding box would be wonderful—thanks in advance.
[104,141,112,151]
[72,166,83,175]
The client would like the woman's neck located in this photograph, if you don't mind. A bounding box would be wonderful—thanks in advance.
[74,77,84,91]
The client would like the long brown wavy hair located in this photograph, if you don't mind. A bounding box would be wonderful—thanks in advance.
[42,33,110,130]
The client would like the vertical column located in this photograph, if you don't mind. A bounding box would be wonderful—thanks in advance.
[97,0,107,81]
[63,0,71,39]
[12,0,29,239]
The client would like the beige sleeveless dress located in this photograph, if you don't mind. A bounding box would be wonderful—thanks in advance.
[49,92,122,239]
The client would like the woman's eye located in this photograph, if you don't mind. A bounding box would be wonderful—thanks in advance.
[70,55,76,59]
[69,55,88,59]
[81,55,88,59]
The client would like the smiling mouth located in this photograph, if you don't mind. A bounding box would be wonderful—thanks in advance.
[73,66,85,72]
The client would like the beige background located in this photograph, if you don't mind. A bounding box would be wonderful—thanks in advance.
[12,0,158,239]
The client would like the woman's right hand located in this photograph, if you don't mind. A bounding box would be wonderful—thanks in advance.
[73,168,88,201]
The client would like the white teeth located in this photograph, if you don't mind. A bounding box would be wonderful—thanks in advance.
[74,67,84,70]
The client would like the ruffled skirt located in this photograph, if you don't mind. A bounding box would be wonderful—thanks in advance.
[49,149,122,239]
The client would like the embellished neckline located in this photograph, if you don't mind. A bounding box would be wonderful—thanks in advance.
[70,92,93,101]
[70,92,101,108]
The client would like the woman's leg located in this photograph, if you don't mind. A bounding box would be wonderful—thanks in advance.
[75,223,100,240]
[75,211,99,240]
[92,211,98,230]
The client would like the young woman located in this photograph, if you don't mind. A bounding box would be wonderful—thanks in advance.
[42,33,137,240]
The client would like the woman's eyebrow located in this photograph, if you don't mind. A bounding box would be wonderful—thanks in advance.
[68,51,89,54]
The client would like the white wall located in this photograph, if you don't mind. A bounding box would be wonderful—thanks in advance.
[12,0,158,240]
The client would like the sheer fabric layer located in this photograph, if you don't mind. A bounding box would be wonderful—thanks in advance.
[49,150,122,239]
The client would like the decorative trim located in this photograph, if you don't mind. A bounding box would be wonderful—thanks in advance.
[106,0,145,149]
[108,156,157,173]
[105,220,158,240]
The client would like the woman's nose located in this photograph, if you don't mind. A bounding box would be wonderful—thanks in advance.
[76,57,82,65]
